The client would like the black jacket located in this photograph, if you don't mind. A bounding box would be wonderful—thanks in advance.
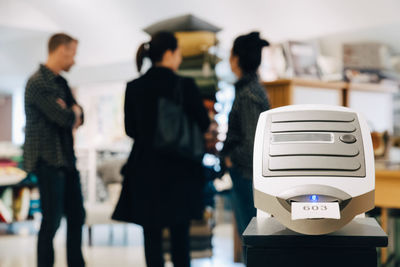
[221,73,270,179]
[112,67,210,226]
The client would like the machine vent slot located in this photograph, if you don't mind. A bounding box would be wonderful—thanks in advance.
[271,121,356,133]
[272,110,355,123]
[269,144,359,157]
[269,156,361,171]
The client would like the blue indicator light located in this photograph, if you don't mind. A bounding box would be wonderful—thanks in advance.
[310,195,318,202]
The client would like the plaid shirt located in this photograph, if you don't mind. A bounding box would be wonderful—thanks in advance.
[23,64,81,172]
[221,73,270,179]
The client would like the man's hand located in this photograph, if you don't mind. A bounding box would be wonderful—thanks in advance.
[56,98,67,109]
[72,104,83,129]
[56,99,83,129]
[225,157,233,168]
[72,104,81,116]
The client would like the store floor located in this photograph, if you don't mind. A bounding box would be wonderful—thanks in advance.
[0,222,244,267]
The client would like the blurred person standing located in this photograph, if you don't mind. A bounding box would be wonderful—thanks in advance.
[221,31,270,258]
[112,31,210,267]
[24,33,85,267]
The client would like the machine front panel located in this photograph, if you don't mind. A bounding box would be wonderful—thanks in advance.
[262,110,366,177]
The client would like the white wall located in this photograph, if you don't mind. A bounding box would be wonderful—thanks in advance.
[2,0,400,70]
[293,87,341,106]
[11,88,25,145]
[74,82,127,150]
[2,0,400,142]
[349,91,393,133]
[0,0,59,32]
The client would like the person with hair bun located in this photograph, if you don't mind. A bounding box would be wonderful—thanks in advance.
[112,31,210,267]
[221,31,270,259]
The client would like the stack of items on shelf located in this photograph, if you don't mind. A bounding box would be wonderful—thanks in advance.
[0,143,25,186]
[371,131,390,158]
[0,142,25,186]
[144,14,221,258]
[176,30,220,99]
[264,41,343,81]
[343,42,400,84]
[0,187,40,224]
[0,187,13,223]
[175,28,221,155]
[283,41,322,79]
[175,27,220,154]
[0,142,40,224]
[0,187,38,224]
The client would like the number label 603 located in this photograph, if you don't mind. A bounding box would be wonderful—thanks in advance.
[302,205,328,211]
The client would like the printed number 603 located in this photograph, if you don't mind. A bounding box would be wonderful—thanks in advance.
[303,205,328,211]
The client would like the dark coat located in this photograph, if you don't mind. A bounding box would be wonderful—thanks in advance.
[112,67,210,227]
[221,73,270,179]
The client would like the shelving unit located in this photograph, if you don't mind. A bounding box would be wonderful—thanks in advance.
[0,173,40,234]
[0,174,26,187]
[0,143,39,232]
[263,78,398,108]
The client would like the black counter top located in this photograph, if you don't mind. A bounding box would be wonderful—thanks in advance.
[243,217,387,248]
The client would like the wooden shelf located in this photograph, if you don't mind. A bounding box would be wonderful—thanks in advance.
[263,79,292,86]
[262,79,398,108]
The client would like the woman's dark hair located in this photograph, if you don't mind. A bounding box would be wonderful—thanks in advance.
[136,31,178,72]
[232,31,270,74]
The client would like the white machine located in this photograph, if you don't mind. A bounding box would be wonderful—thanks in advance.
[253,105,375,235]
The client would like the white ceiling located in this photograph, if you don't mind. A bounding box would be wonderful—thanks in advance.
[2,0,400,90]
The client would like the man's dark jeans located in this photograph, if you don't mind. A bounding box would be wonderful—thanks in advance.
[36,161,85,267]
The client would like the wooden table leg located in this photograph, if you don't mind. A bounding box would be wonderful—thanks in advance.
[88,225,93,247]
[233,217,243,263]
[381,207,388,264]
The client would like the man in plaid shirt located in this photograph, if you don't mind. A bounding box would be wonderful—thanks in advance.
[24,33,85,267]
